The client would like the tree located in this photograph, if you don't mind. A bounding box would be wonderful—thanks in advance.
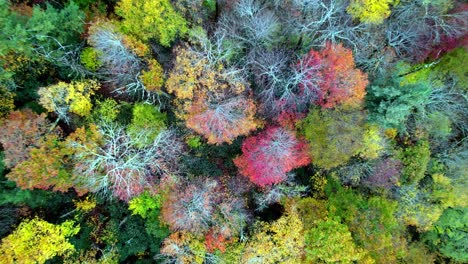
[234,126,310,187]
[115,0,188,47]
[241,209,304,263]
[397,140,431,184]
[87,22,165,103]
[166,45,260,144]
[396,184,444,231]
[364,158,402,191]
[0,1,84,57]
[299,42,368,109]
[385,1,467,61]
[0,86,14,118]
[297,107,367,169]
[423,207,468,262]
[7,134,87,195]
[305,219,365,263]
[0,218,80,264]
[159,232,208,264]
[161,179,221,234]
[366,72,432,130]
[38,80,100,123]
[0,109,59,169]
[127,103,167,147]
[347,0,398,24]
[66,124,184,201]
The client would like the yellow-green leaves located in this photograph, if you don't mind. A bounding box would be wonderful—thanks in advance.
[116,0,188,47]
[38,80,100,121]
[242,210,304,263]
[0,218,80,264]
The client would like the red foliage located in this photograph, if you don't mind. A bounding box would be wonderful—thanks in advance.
[186,93,259,144]
[299,42,368,109]
[234,126,310,187]
[205,229,228,253]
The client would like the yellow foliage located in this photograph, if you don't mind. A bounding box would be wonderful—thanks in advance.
[0,218,79,264]
[242,210,305,263]
[359,124,385,159]
[141,59,165,92]
[38,80,100,118]
[160,232,206,264]
[116,0,188,46]
[166,46,260,144]
[74,196,97,212]
[347,0,399,24]
[0,86,14,118]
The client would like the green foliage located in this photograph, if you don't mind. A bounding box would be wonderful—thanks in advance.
[396,184,443,231]
[305,218,365,263]
[116,0,188,47]
[0,1,84,57]
[128,191,162,219]
[203,0,217,13]
[298,108,366,169]
[398,140,431,184]
[127,103,167,147]
[186,135,203,149]
[80,47,102,71]
[423,208,468,262]
[433,48,468,90]
[366,73,432,131]
[426,112,452,139]
[87,98,120,124]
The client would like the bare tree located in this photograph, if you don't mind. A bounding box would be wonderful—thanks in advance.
[68,123,184,201]
[88,24,167,104]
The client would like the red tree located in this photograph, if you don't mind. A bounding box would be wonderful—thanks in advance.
[186,93,259,144]
[234,127,310,187]
[299,42,368,109]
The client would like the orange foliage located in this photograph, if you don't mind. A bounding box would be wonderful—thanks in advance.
[166,46,260,144]
[300,42,368,109]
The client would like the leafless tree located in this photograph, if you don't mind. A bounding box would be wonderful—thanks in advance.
[68,123,184,200]
[88,25,166,104]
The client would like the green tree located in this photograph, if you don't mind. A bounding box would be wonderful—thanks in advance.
[297,107,367,169]
[127,103,167,147]
[366,73,432,131]
[116,0,188,47]
[398,140,431,184]
[305,219,365,263]
[0,0,84,57]
[423,208,468,262]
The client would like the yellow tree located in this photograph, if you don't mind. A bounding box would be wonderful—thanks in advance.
[167,45,260,144]
[347,0,399,24]
[38,80,100,122]
[0,218,80,264]
[116,0,188,47]
[241,210,305,263]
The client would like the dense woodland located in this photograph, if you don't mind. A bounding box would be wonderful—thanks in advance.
[0,0,467,263]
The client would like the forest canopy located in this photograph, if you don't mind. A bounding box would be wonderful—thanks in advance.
[0,0,467,263]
